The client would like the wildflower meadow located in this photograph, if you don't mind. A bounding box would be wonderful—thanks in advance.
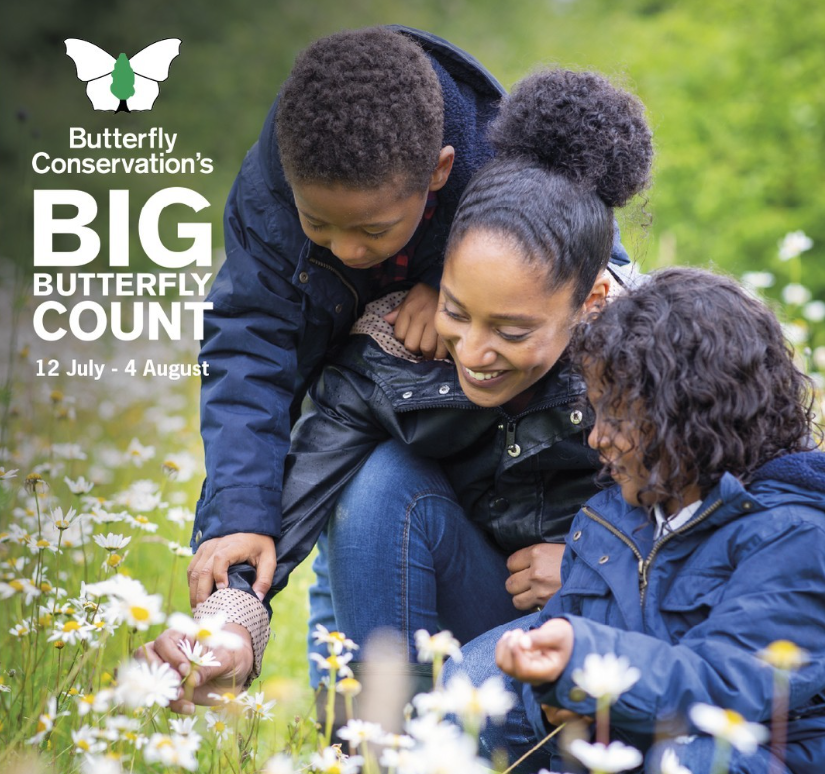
[0,233,822,774]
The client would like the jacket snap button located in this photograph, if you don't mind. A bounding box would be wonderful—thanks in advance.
[438,384,450,395]
[491,496,510,511]
[298,271,309,283]
[194,530,202,543]
[334,303,343,314]
[507,443,521,458]
[402,391,413,399]
[599,555,609,564]
[573,530,582,541]
[570,410,583,425]
[497,423,504,431]
[742,501,752,511]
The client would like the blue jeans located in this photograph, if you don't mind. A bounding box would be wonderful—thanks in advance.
[309,440,525,670]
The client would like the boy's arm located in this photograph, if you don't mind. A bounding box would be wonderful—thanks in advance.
[193,147,308,553]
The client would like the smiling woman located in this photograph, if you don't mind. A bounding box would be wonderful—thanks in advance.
[437,230,608,407]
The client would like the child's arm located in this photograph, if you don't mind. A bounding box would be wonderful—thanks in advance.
[384,282,448,360]
[515,520,825,735]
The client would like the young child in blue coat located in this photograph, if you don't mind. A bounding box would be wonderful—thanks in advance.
[492,267,825,773]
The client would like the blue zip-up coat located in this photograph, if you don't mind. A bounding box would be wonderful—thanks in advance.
[523,451,825,770]
[192,28,507,548]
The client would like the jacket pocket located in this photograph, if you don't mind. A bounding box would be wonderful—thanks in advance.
[558,563,615,622]
[658,573,728,641]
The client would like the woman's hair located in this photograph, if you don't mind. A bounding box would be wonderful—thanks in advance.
[571,267,817,504]
[276,27,443,193]
[447,69,653,307]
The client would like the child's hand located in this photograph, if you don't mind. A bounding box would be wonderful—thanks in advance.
[495,619,574,686]
[384,282,448,360]
[541,704,593,727]
[505,543,565,610]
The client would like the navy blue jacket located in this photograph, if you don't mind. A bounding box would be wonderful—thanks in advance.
[523,451,825,771]
[192,28,507,548]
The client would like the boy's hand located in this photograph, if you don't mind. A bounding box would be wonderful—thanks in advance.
[495,619,574,686]
[384,282,448,360]
[505,543,565,610]
[137,623,254,714]
[188,533,276,608]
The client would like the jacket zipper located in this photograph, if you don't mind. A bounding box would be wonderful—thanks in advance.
[308,257,360,310]
[582,506,646,597]
[582,498,724,606]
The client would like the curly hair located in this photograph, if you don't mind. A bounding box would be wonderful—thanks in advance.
[571,267,817,507]
[447,69,653,307]
[276,27,444,193]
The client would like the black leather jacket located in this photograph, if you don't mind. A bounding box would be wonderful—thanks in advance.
[232,332,602,612]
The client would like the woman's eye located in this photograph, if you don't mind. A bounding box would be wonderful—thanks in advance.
[497,329,530,342]
[364,230,389,240]
[440,305,466,322]
[305,222,325,232]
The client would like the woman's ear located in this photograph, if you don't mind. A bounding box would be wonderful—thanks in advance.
[581,272,611,314]
[428,146,455,192]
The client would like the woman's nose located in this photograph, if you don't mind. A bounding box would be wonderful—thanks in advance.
[456,327,497,368]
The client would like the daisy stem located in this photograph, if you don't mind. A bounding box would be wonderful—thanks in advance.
[323,666,338,747]
[710,738,732,774]
[501,722,566,774]
[596,695,611,746]
[433,653,443,688]
[769,671,789,774]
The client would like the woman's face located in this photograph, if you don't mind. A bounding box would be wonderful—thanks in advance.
[435,230,604,408]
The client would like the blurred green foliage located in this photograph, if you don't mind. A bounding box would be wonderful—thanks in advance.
[2,0,823,301]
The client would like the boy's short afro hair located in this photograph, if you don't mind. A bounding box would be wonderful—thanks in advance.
[276,27,444,193]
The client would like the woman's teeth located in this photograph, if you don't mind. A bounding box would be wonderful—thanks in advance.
[464,367,504,381]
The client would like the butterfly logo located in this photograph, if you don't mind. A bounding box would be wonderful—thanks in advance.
[65,38,181,113]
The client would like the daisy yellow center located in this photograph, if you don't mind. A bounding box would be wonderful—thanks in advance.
[82,695,95,704]
[67,686,79,696]
[77,740,90,751]
[130,606,150,622]
[9,580,23,592]
[107,554,122,567]
[723,709,745,727]
[63,621,81,632]
[197,628,213,639]
[36,539,51,548]
[157,737,173,748]
[136,517,149,524]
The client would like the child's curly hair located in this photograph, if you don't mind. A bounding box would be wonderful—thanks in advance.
[571,267,818,505]
[276,27,443,193]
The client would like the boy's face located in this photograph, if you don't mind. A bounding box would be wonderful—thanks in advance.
[292,180,430,270]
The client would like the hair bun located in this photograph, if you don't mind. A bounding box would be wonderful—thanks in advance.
[489,69,653,208]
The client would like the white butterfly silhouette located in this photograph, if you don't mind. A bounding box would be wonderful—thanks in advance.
[65,38,181,112]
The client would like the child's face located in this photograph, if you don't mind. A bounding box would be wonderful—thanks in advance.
[585,379,651,508]
[292,180,431,270]
[435,230,604,408]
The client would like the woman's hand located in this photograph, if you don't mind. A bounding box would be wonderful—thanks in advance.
[495,618,574,685]
[137,623,254,714]
[187,533,276,608]
[384,282,448,360]
[505,543,565,610]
